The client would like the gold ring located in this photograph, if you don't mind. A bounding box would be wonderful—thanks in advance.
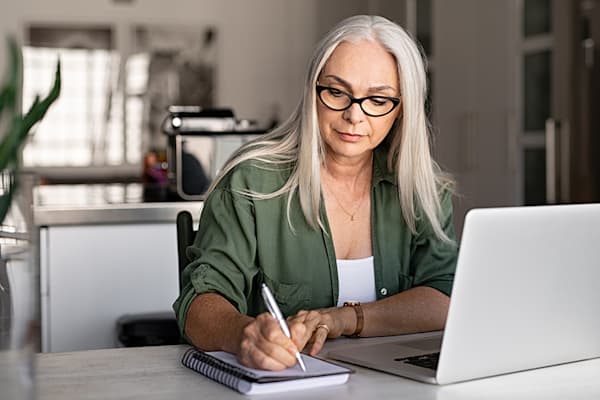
[316,324,330,335]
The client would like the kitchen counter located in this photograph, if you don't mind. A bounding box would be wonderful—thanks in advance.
[35,183,203,352]
[33,184,203,226]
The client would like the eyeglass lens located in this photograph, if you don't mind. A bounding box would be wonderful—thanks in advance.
[318,86,398,117]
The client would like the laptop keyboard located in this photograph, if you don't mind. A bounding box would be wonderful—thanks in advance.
[395,352,440,370]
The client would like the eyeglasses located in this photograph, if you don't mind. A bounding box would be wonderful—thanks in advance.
[316,85,401,117]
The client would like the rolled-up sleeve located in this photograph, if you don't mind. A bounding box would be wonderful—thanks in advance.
[172,185,258,337]
[409,190,458,297]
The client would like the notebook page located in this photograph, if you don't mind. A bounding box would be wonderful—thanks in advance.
[208,351,351,381]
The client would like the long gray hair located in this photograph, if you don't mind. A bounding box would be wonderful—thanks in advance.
[208,15,453,242]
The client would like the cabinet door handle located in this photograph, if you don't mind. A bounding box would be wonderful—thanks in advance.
[545,118,559,204]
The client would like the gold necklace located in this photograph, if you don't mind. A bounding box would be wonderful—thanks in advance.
[323,179,370,222]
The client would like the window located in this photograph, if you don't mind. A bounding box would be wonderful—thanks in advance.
[517,0,553,205]
[22,26,141,176]
[21,24,217,182]
[22,46,139,167]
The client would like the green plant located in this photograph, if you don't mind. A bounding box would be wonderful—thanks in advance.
[0,37,61,223]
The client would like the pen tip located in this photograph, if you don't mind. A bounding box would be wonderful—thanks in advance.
[297,354,307,372]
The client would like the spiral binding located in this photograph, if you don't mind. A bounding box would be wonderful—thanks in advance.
[181,348,257,391]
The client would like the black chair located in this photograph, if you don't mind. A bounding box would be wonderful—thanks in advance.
[175,210,195,284]
[116,210,196,347]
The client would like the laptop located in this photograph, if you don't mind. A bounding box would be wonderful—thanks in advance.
[328,204,600,384]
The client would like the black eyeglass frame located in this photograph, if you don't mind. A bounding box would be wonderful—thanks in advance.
[315,85,401,117]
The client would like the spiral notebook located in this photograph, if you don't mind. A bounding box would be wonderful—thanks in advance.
[181,347,353,395]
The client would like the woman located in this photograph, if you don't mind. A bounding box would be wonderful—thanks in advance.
[173,15,457,371]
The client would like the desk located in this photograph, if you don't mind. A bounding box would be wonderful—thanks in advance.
[37,334,600,400]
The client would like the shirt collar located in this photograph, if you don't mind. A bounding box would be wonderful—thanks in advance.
[372,143,396,186]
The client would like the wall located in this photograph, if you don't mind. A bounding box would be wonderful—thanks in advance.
[316,0,407,43]
[0,0,320,125]
[1,0,529,233]
[433,0,517,233]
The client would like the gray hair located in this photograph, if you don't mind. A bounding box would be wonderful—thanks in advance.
[209,15,453,242]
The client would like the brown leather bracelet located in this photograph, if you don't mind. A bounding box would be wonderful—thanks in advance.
[343,301,364,337]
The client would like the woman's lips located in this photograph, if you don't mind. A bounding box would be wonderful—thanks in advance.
[336,130,365,142]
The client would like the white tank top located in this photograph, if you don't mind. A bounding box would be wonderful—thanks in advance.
[336,256,377,307]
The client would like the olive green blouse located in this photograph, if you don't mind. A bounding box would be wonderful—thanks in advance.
[173,145,458,335]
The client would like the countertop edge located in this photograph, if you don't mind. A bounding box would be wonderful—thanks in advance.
[33,202,204,226]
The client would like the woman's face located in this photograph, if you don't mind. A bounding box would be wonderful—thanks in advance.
[317,39,401,163]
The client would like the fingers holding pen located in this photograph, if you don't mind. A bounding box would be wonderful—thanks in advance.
[237,313,300,370]
[237,306,347,369]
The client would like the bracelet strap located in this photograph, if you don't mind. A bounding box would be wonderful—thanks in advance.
[343,301,364,337]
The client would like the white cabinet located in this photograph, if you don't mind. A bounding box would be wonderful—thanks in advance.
[40,223,180,352]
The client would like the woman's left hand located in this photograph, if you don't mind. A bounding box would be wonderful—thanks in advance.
[287,308,347,356]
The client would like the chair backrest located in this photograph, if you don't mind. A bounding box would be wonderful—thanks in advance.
[176,210,196,291]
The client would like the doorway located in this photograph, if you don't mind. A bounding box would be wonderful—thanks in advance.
[517,0,600,204]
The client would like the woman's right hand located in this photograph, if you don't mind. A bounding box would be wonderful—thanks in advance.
[236,312,310,370]
[185,294,320,370]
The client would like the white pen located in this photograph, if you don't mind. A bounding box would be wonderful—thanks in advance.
[260,283,307,372]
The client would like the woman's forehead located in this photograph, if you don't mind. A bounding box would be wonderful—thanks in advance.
[320,40,399,91]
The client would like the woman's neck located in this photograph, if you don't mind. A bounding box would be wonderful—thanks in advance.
[322,151,373,190]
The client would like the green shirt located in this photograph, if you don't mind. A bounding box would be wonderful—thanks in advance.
[173,146,458,333]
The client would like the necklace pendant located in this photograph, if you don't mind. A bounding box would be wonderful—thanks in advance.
[350,215,355,221]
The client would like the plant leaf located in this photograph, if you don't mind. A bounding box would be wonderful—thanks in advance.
[0,37,20,115]
[0,115,23,171]
[0,60,60,171]
[21,60,61,137]
[0,39,61,224]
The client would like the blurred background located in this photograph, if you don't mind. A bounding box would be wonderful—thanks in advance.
[0,0,598,353]
[1,0,599,229]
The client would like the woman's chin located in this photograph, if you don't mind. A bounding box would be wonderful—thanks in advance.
[325,143,373,161]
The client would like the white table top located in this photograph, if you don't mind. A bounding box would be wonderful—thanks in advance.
[37,333,600,400]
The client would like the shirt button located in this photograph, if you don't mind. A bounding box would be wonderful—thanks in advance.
[380,288,388,296]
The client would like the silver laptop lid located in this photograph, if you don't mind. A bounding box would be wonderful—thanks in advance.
[437,204,600,384]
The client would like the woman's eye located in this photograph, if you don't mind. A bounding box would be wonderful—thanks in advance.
[369,97,389,107]
[328,88,344,97]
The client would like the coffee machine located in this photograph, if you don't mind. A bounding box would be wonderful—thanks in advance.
[162,106,265,200]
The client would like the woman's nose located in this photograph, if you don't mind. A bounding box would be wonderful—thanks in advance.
[342,102,366,124]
